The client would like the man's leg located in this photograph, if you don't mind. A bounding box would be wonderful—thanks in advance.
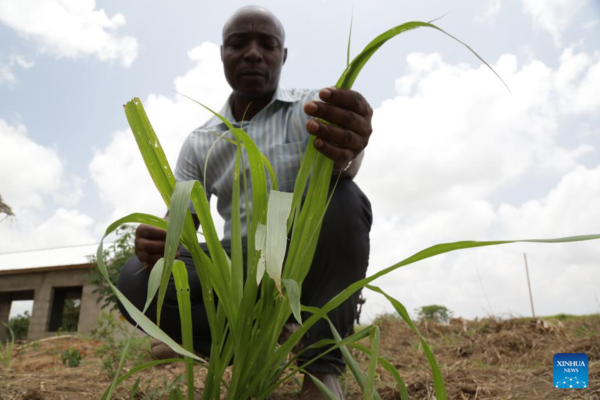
[298,179,373,374]
[117,243,216,357]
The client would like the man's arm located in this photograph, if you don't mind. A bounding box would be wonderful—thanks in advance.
[135,212,200,270]
[304,87,373,179]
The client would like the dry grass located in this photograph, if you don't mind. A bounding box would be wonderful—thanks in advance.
[1,314,598,399]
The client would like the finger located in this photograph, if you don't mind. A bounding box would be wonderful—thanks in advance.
[136,250,151,269]
[136,237,166,255]
[304,101,369,134]
[306,119,365,152]
[318,87,372,117]
[137,224,167,240]
[313,138,355,165]
[148,255,162,269]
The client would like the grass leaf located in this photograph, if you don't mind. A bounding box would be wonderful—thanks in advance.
[266,190,293,294]
[282,278,302,325]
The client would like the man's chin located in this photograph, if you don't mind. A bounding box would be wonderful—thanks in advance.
[236,85,275,100]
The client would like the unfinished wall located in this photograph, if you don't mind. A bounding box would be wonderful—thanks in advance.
[0,268,102,341]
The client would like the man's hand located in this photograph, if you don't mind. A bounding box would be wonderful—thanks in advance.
[135,224,179,270]
[304,87,373,172]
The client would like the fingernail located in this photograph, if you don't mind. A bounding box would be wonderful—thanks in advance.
[320,89,331,99]
[305,102,318,113]
[314,139,323,148]
[308,120,319,132]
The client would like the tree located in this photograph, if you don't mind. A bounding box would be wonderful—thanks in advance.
[87,225,136,312]
[0,194,15,223]
[7,311,30,340]
[415,305,453,324]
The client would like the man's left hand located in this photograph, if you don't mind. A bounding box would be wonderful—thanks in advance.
[304,87,373,168]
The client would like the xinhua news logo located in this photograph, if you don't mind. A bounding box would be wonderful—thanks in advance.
[553,353,588,389]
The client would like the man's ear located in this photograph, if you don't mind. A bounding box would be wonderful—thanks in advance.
[220,45,224,61]
[283,47,288,65]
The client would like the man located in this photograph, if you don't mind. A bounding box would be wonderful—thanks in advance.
[118,6,373,399]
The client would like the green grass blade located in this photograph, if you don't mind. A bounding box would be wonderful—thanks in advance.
[255,223,268,285]
[123,98,176,207]
[204,130,232,197]
[252,329,372,400]
[347,8,354,67]
[367,285,446,400]
[96,214,204,362]
[336,21,509,93]
[173,260,195,400]
[269,234,600,378]
[349,343,409,400]
[325,319,382,400]
[265,190,293,294]
[282,278,302,325]
[306,373,338,400]
[104,329,139,400]
[144,258,164,312]
[231,147,244,302]
[157,180,196,326]
[365,325,380,400]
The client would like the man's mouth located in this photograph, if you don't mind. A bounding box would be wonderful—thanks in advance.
[241,71,265,77]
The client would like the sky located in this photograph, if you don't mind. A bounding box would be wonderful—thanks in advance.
[1,0,599,322]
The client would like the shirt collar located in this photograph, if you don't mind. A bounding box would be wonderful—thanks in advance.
[203,87,302,129]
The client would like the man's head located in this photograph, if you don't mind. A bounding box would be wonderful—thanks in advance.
[221,6,287,100]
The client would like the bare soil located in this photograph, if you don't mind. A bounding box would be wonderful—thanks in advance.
[1,315,598,399]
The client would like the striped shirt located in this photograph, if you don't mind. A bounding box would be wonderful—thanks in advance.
[174,87,319,239]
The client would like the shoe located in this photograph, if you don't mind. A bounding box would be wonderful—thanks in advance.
[150,338,206,360]
[299,372,345,399]
[151,338,180,360]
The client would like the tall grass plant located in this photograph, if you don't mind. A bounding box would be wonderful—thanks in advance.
[96,19,600,399]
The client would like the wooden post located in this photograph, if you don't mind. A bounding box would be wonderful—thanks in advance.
[523,253,536,318]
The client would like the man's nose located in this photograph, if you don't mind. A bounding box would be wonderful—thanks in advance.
[244,42,263,63]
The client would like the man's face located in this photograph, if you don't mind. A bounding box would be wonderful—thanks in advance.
[221,10,287,100]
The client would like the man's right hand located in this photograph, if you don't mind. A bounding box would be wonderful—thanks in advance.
[135,224,178,270]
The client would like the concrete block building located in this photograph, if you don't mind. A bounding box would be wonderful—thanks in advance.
[0,244,104,341]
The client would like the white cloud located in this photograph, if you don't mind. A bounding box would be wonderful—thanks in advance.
[0,65,16,87]
[360,51,593,219]
[89,42,230,228]
[0,120,94,253]
[0,54,34,87]
[0,0,138,67]
[522,0,586,47]
[0,119,63,210]
[479,0,502,21]
[356,48,600,321]
[0,208,96,253]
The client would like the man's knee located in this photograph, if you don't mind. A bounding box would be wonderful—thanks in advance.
[325,179,373,234]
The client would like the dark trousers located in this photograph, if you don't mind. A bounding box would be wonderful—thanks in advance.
[117,179,372,374]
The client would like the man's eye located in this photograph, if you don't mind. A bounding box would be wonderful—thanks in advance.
[263,43,277,50]
[228,42,244,49]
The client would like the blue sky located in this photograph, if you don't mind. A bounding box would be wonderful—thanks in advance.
[1,0,599,321]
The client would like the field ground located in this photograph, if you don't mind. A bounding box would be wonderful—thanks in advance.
[1,314,598,399]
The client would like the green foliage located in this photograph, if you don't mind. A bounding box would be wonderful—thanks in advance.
[60,299,81,332]
[61,347,82,367]
[0,324,15,369]
[92,311,151,377]
[141,375,184,400]
[415,305,453,324]
[7,311,30,340]
[88,225,136,312]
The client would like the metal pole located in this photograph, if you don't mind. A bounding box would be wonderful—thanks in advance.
[523,253,536,318]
